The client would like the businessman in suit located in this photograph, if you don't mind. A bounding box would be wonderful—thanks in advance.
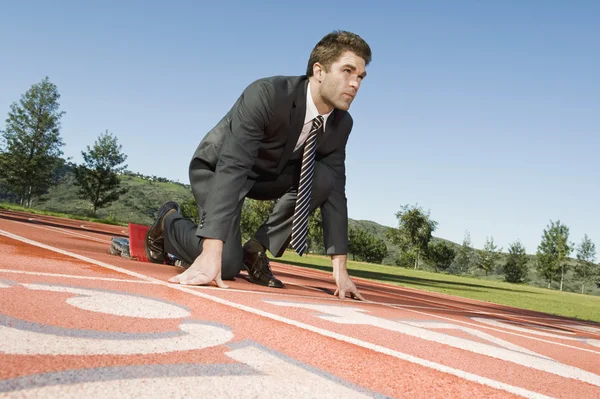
[145,30,371,299]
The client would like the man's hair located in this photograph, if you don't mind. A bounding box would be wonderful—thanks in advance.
[306,30,372,76]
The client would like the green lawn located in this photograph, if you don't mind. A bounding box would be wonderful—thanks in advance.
[279,252,600,323]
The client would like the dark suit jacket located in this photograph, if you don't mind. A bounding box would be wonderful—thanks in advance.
[188,75,353,255]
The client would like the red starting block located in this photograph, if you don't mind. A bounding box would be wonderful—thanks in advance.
[128,223,150,263]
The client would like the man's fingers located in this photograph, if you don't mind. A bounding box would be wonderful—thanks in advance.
[351,290,365,301]
[179,272,212,286]
[168,270,188,283]
[333,289,339,297]
[215,276,229,289]
[338,289,346,299]
[171,270,228,289]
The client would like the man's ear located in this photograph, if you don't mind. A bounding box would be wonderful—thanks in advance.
[313,62,324,83]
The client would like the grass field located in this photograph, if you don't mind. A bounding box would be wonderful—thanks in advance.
[279,251,600,323]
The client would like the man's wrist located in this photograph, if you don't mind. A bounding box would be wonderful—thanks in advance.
[331,254,347,271]
[203,238,224,253]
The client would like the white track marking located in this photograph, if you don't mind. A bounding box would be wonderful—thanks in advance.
[23,284,190,319]
[169,282,492,312]
[36,225,111,244]
[0,230,579,398]
[196,283,600,353]
[6,215,119,243]
[0,269,156,284]
[19,219,112,244]
[402,320,551,358]
[266,301,600,386]
[275,266,599,348]
[561,325,600,333]
[6,345,374,398]
[276,262,594,324]
[0,322,231,355]
[472,318,576,338]
[190,283,467,309]
[79,224,128,235]
[381,303,600,354]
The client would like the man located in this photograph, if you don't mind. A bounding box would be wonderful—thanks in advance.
[145,30,371,300]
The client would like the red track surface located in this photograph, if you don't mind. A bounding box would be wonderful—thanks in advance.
[1,209,599,398]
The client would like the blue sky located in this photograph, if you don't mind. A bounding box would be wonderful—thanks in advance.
[1,1,598,255]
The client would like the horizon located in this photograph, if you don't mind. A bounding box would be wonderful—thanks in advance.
[1,1,598,256]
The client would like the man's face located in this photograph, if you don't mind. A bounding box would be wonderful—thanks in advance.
[317,51,367,111]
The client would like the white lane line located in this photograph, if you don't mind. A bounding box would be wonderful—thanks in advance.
[181,283,505,312]
[0,230,565,398]
[275,263,600,332]
[10,217,113,244]
[368,302,600,354]
[35,225,111,244]
[202,282,600,354]
[0,269,157,284]
[274,263,514,309]
[80,224,128,235]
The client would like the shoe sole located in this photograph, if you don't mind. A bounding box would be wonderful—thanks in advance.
[145,228,164,264]
[144,204,180,264]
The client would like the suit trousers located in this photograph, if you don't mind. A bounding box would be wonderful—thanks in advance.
[163,161,335,279]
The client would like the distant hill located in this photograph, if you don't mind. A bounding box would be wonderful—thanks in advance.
[34,172,195,226]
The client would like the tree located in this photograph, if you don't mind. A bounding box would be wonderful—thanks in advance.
[451,231,474,274]
[362,236,387,264]
[180,196,199,224]
[387,203,438,269]
[575,234,597,294]
[73,131,128,215]
[348,227,360,261]
[477,236,502,276]
[349,227,387,264]
[0,77,66,207]
[536,220,572,290]
[425,241,456,272]
[503,240,529,283]
[307,208,325,254]
[240,199,276,242]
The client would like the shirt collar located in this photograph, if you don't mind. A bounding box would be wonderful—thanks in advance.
[305,82,333,131]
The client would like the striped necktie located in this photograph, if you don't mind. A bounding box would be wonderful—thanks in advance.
[290,115,324,256]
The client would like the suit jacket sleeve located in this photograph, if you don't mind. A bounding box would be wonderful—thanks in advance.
[197,80,274,241]
[320,121,352,255]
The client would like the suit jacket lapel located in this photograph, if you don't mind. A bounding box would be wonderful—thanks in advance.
[277,79,308,174]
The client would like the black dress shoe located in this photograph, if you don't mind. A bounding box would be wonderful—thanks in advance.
[145,201,180,264]
[242,249,284,288]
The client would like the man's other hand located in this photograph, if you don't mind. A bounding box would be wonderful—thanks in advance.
[331,255,364,300]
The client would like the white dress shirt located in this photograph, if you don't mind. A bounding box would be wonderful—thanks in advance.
[294,82,333,152]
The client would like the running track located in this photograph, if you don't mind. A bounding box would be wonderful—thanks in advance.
[0,209,599,398]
